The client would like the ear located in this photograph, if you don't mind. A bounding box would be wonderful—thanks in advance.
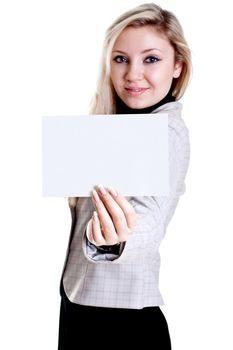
[173,61,183,78]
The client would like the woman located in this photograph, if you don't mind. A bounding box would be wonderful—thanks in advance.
[58,3,191,349]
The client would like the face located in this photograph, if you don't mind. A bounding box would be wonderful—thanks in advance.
[110,25,182,109]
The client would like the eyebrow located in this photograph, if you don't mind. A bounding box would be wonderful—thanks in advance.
[112,48,162,54]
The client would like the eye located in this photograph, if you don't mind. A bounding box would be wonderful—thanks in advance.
[144,56,161,64]
[113,55,128,64]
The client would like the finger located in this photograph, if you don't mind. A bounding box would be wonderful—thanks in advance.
[107,186,137,231]
[91,211,105,246]
[96,186,129,241]
[92,190,119,245]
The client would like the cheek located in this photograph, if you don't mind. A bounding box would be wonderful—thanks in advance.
[147,69,168,85]
[110,68,120,87]
[148,68,174,93]
[159,66,176,84]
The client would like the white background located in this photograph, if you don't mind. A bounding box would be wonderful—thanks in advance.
[0,0,233,349]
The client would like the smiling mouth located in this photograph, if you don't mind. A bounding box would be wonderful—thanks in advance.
[125,87,149,96]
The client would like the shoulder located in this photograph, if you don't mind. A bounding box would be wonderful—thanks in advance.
[152,101,189,136]
[154,101,182,114]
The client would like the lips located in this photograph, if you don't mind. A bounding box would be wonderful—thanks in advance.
[125,87,149,96]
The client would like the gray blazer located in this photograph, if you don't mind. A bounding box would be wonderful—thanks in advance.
[61,101,190,309]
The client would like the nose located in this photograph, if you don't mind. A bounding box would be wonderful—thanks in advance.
[125,61,143,82]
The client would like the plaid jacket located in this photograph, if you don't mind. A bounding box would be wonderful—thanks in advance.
[61,102,190,309]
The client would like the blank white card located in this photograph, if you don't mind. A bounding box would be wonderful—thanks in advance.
[42,114,169,197]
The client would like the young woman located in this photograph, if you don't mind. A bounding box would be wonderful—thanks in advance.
[58,3,191,349]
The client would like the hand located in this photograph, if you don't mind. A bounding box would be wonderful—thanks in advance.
[90,185,137,246]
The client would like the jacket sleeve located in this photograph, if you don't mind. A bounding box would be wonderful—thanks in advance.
[83,115,190,263]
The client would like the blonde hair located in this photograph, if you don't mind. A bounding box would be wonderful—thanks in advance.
[90,3,192,115]
[69,3,192,207]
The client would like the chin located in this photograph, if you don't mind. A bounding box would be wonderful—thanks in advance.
[125,100,148,109]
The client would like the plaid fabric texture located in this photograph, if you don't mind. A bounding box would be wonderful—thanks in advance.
[62,102,190,309]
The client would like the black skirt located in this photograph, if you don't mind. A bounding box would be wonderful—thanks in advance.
[58,285,172,349]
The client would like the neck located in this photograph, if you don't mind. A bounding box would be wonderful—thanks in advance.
[116,89,175,115]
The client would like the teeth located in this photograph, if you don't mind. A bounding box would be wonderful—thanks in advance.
[126,87,148,94]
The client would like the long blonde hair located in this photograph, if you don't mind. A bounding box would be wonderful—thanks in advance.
[69,3,192,207]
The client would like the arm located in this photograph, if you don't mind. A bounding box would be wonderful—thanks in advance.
[84,115,190,262]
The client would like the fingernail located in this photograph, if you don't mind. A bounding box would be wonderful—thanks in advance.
[107,186,118,197]
[98,184,107,196]
[92,189,100,202]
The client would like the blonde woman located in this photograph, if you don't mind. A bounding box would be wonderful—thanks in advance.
[58,3,191,349]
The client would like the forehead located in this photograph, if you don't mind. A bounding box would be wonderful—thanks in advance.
[112,25,173,53]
